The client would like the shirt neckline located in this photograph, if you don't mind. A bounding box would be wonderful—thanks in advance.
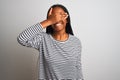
[49,34,71,43]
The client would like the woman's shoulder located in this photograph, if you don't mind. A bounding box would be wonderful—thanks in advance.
[69,34,81,42]
[69,34,82,45]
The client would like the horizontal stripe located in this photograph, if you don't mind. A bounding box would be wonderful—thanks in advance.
[17,23,84,80]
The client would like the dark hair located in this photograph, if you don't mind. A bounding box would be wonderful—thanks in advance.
[46,4,74,35]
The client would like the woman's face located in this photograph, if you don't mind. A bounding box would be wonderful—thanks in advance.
[51,7,68,32]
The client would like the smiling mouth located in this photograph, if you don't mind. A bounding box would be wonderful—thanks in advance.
[56,23,62,26]
[55,21,63,27]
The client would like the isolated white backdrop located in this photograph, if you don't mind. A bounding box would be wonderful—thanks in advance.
[0,0,120,80]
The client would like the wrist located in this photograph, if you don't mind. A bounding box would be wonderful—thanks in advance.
[40,19,52,28]
[46,19,53,25]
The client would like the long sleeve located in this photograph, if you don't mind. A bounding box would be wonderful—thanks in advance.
[17,23,44,50]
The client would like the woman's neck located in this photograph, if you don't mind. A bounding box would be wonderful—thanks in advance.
[52,31,69,41]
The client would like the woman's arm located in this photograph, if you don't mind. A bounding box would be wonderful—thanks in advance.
[17,8,66,49]
[17,23,44,50]
[17,15,58,50]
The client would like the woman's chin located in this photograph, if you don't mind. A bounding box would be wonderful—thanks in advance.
[53,26,63,31]
[52,21,66,31]
[54,28,63,32]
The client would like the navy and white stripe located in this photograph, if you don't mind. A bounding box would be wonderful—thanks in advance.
[17,23,84,80]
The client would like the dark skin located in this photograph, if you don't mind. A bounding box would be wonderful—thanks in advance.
[40,7,69,41]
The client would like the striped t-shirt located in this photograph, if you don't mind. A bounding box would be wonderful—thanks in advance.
[17,23,84,80]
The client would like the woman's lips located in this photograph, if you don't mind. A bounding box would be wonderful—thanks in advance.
[56,23,62,26]
[55,21,63,26]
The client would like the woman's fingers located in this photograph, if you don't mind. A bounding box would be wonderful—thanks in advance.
[63,13,68,19]
[48,8,68,24]
[48,8,53,16]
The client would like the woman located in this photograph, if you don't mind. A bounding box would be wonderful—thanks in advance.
[17,4,84,80]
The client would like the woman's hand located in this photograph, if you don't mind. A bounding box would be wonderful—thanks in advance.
[40,8,68,28]
[47,8,63,24]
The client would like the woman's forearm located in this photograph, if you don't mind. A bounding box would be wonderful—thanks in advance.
[17,23,43,46]
[40,19,52,28]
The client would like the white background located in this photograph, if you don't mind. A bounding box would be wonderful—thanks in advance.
[0,0,120,80]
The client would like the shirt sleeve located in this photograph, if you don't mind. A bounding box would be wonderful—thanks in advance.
[17,23,44,50]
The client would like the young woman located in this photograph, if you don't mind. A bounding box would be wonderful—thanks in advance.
[17,4,84,80]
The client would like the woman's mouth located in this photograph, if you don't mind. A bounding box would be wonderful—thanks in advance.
[55,21,63,27]
[56,23,62,26]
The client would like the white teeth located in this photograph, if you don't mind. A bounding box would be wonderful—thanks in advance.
[56,23,62,26]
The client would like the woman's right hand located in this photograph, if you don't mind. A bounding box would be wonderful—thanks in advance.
[40,8,68,28]
[47,8,63,25]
